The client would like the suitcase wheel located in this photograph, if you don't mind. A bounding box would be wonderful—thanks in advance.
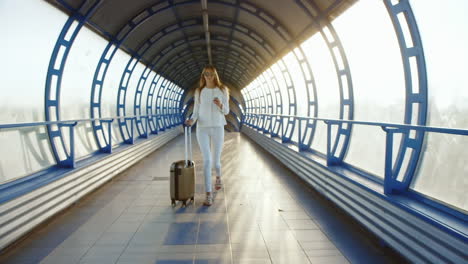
[171,199,176,206]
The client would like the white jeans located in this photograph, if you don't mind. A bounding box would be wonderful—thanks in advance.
[196,126,224,193]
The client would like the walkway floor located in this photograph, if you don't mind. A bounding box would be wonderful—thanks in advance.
[0,131,404,264]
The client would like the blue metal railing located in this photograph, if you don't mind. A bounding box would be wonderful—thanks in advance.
[0,114,182,168]
[244,113,468,197]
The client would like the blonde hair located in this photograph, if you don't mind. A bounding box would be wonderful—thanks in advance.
[195,65,229,98]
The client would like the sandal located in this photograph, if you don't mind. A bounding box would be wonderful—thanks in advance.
[215,177,223,191]
[203,194,213,206]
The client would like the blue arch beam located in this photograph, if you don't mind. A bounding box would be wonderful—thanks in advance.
[383,0,428,194]
[45,0,102,167]
[295,0,354,165]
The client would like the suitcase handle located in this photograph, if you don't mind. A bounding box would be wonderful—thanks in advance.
[184,125,192,167]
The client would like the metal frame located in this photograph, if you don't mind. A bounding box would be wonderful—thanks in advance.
[145,74,164,134]
[160,82,172,129]
[252,78,267,132]
[227,110,241,131]
[229,96,245,126]
[220,3,240,78]
[277,59,297,143]
[44,0,101,166]
[167,34,272,86]
[155,78,169,131]
[162,47,254,86]
[241,88,253,125]
[133,15,275,92]
[89,0,198,152]
[174,58,250,90]
[296,0,354,165]
[266,68,283,137]
[258,73,274,134]
[293,47,318,150]
[163,82,177,127]
[383,0,428,194]
[134,65,153,137]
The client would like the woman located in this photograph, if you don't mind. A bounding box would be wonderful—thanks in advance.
[185,65,229,206]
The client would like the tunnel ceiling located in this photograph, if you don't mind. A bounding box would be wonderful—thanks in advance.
[47,0,356,91]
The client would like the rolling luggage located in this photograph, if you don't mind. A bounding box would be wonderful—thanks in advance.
[170,126,195,206]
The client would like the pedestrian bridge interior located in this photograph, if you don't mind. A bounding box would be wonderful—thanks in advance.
[0,0,467,263]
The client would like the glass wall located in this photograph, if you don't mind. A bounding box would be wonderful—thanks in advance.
[332,0,405,177]
[0,0,67,182]
[141,70,157,115]
[263,72,277,115]
[241,0,467,215]
[0,1,179,184]
[301,34,341,154]
[271,62,290,116]
[61,25,106,160]
[242,1,406,174]
[101,48,129,146]
[409,0,468,212]
[126,62,147,118]
[283,54,306,115]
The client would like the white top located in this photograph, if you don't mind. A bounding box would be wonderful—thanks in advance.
[191,87,229,127]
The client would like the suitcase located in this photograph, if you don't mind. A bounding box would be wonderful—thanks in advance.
[170,126,195,206]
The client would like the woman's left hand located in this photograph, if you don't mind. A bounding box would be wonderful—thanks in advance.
[213,97,222,109]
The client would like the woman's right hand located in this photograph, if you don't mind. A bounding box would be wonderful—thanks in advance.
[185,119,194,126]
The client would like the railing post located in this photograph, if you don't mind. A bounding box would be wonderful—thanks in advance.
[269,115,273,135]
[383,127,394,194]
[299,118,309,151]
[281,116,285,143]
[325,121,334,166]
[271,115,278,138]
[58,122,78,168]
[158,115,164,132]
[141,116,149,138]
[297,117,302,149]
[101,119,113,153]
[382,126,407,195]
[146,115,150,137]
[125,117,135,144]
[258,114,262,131]
[69,123,76,168]
[157,115,161,132]
[151,115,158,134]
[262,114,267,133]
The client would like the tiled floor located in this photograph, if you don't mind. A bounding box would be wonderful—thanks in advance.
[0,131,404,264]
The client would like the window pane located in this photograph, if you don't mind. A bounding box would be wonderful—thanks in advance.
[102,49,129,145]
[264,70,277,114]
[271,63,290,115]
[409,0,468,212]
[142,70,157,115]
[150,74,163,116]
[0,0,66,182]
[332,0,405,177]
[301,34,340,154]
[126,62,147,117]
[61,25,106,160]
[283,52,308,117]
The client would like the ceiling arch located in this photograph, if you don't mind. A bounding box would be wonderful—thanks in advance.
[153,34,266,78]
[48,0,357,90]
